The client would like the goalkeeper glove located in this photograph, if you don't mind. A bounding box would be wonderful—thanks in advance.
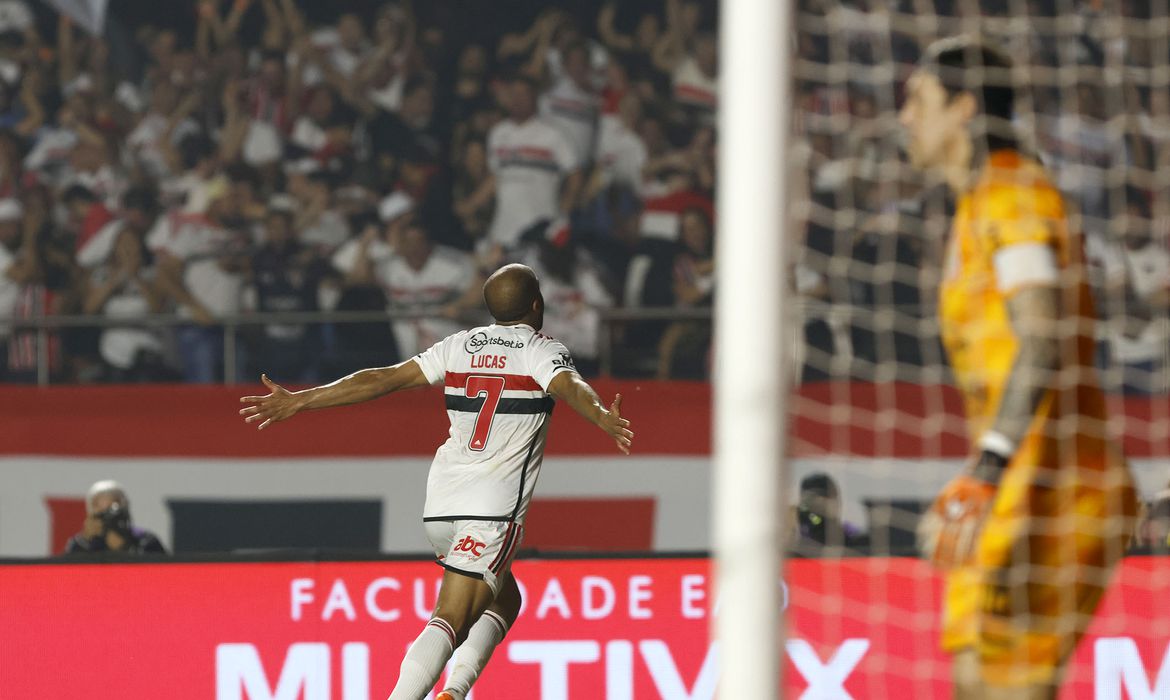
[918,451,1006,570]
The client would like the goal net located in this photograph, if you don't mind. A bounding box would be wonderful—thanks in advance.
[786,0,1170,696]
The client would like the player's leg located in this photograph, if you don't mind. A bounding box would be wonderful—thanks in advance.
[983,681,1057,700]
[952,648,984,700]
[954,648,1062,700]
[388,569,496,700]
[440,572,523,700]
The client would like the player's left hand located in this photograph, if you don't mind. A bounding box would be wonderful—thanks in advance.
[918,473,997,571]
[238,374,304,430]
[599,393,634,455]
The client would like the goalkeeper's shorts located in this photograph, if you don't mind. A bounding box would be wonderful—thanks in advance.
[941,458,1137,687]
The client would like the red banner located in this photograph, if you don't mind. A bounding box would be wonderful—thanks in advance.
[3,383,1168,458]
[1,557,1167,699]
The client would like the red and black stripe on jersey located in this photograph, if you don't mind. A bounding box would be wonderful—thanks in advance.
[443,371,554,415]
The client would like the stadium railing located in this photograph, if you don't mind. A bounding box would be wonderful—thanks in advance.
[0,307,716,385]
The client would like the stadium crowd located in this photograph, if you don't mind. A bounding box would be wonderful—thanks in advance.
[0,0,717,384]
[0,0,1164,392]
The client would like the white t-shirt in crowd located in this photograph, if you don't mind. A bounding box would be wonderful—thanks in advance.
[126,113,200,179]
[23,126,77,177]
[411,323,577,522]
[331,240,474,357]
[66,165,126,212]
[300,209,350,254]
[672,56,718,113]
[595,114,647,193]
[242,121,283,166]
[540,77,600,166]
[297,28,366,85]
[76,219,126,269]
[1126,240,1170,301]
[486,117,578,249]
[147,213,243,317]
[89,265,163,369]
[1114,241,1170,363]
[290,116,328,153]
[0,1,32,33]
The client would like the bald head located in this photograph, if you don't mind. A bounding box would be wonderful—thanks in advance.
[484,264,542,324]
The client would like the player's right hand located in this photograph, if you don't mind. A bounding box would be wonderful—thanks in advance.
[599,393,634,455]
[917,474,996,570]
[238,374,304,431]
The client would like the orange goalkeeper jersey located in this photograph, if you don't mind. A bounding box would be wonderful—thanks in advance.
[938,149,1117,470]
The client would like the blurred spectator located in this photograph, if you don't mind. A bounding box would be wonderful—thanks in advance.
[248,197,327,382]
[540,40,600,166]
[289,86,340,156]
[66,480,167,555]
[334,215,478,360]
[1039,80,1119,236]
[452,138,495,245]
[596,2,662,85]
[164,132,219,215]
[1099,189,1170,393]
[63,184,114,253]
[286,163,350,255]
[521,225,614,374]
[124,80,200,181]
[82,227,170,382]
[593,93,647,196]
[324,198,409,375]
[368,78,440,164]
[247,49,293,131]
[0,197,26,379]
[446,44,491,140]
[485,75,582,260]
[657,206,713,379]
[352,4,415,116]
[65,138,126,213]
[148,184,250,383]
[791,472,866,556]
[651,0,717,123]
[77,187,160,270]
[4,188,74,382]
[305,12,370,84]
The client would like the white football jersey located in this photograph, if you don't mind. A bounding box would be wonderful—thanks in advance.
[412,323,577,524]
[486,117,578,248]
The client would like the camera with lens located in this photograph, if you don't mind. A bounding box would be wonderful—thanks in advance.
[96,502,131,538]
[797,500,828,543]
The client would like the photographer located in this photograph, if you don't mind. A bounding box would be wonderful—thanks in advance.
[791,472,867,557]
[65,480,167,554]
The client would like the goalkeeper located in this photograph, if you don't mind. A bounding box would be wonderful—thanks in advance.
[900,37,1138,699]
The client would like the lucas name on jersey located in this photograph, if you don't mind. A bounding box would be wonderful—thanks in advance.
[471,354,508,370]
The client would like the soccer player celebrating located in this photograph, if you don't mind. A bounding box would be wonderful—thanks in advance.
[239,264,633,700]
[900,38,1138,699]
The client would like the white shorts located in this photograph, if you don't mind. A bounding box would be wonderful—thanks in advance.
[424,519,524,596]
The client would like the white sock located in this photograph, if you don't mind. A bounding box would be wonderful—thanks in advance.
[441,610,509,698]
[388,618,457,700]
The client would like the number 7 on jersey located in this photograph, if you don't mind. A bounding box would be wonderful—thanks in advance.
[465,375,505,451]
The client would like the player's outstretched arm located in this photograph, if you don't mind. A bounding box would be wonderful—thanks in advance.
[547,372,633,454]
[238,361,430,430]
